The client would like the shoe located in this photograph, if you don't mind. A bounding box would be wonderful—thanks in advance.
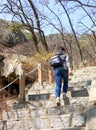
[63,93,67,99]
[56,97,60,106]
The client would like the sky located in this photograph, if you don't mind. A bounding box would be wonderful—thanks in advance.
[0,0,96,36]
[41,0,96,36]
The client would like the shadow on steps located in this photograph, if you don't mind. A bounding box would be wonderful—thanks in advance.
[71,88,89,97]
[63,97,70,105]
[29,93,50,101]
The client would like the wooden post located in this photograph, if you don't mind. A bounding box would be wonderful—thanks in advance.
[38,63,42,84]
[49,69,53,84]
[7,75,12,97]
[72,60,75,70]
[19,74,25,101]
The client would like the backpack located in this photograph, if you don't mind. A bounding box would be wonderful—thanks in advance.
[50,54,63,67]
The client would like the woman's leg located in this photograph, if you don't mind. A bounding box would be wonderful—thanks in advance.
[62,69,68,93]
[54,69,62,97]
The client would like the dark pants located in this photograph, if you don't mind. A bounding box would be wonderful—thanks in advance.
[54,67,68,97]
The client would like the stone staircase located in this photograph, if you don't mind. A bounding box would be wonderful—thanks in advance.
[1,66,96,130]
[1,83,89,130]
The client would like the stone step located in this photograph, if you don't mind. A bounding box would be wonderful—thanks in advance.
[26,85,89,95]
[26,81,89,95]
[25,94,89,107]
[2,103,87,121]
[26,91,68,101]
[38,127,86,130]
[7,97,88,110]
[26,78,92,89]
[5,96,89,111]
[0,121,86,130]
[26,88,89,101]
[1,114,86,129]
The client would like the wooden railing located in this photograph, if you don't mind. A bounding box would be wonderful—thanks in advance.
[0,63,54,101]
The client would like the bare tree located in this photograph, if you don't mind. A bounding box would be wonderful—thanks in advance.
[0,0,48,52]
[0,0,96,66]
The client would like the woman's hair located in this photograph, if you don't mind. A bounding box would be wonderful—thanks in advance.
[58,46,65,51]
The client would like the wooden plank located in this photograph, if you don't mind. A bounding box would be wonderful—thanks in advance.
[49,69,53,84]
[19,75,25,101]
[38,64,42,84]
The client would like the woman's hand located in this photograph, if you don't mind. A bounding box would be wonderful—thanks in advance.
[68,68,73,76]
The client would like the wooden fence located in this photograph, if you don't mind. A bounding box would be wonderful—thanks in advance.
[0,64,54,101]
